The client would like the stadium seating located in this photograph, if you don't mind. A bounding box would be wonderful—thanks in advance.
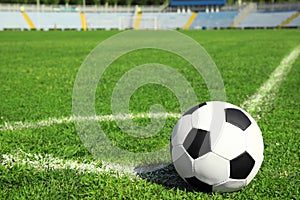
[86,13,133,30]
[0,10,299,30]
[85,12,192,30]
[285,14,300,27]
[237,11,297,28]
[190,11,238,29]
[0,12,30,30]
[27,12,82,30]
[142,13,192,29]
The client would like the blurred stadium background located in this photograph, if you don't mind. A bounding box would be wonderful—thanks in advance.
[0,0,299,30]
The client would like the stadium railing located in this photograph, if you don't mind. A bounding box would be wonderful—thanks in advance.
[0,3,164,13]
[257,2,300,11]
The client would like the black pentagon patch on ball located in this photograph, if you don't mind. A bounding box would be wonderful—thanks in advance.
[230,151,255,179]
[186,177,213,192]
[183,102,207,116]
[183,128,211,159]
[225,108,251,131]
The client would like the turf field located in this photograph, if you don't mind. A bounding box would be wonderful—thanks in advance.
[0,29,299,199]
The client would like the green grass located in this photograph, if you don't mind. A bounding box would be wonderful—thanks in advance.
[0,29,299,199]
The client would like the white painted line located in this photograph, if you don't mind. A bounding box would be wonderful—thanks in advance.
[0,112,181,132]
[1,149,137,176]
[1,149,168,176]
[241,44,300,120]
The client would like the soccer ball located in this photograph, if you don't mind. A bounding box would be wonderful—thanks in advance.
[170,101,264,192]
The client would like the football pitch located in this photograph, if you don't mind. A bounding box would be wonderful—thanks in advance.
[0,29,299,199]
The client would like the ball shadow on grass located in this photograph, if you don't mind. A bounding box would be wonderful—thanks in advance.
[134,164,193,191]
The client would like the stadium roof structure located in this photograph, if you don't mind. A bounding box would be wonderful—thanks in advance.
[170,0,226,6]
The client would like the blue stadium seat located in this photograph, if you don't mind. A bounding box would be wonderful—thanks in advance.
[27,12,82,30]
[147,13,192,29]
[190,11,238,29]
[286,14,300,27]
[0,12,30,30]
[86,12,192,30]
[86,13,133,30]
[238,11,297,28]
